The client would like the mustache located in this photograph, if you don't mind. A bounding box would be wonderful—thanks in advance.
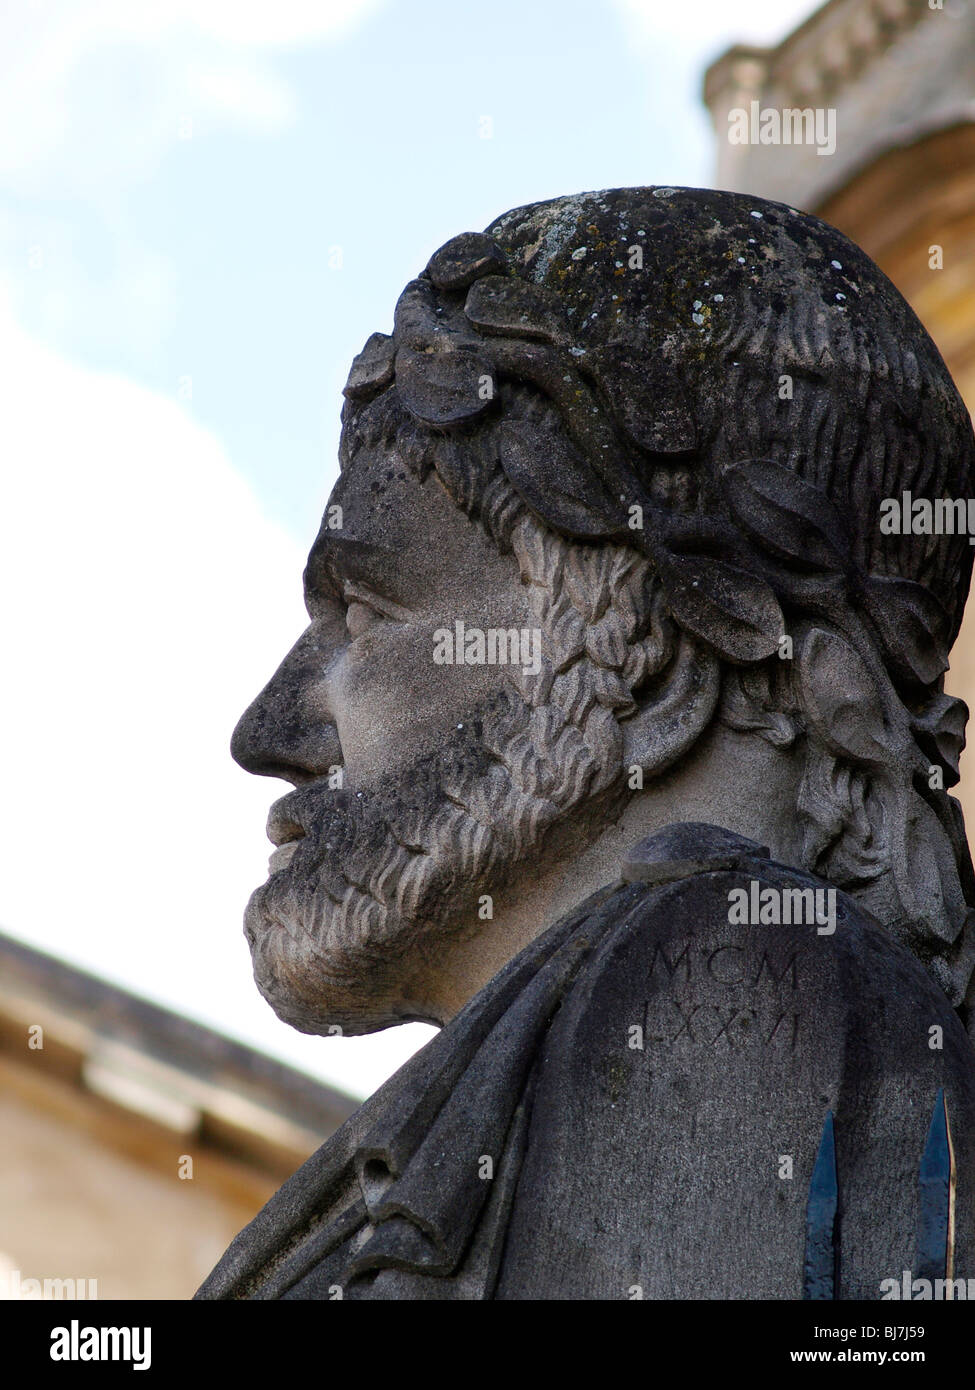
[242,692,536,1034]
[274,714,504,866]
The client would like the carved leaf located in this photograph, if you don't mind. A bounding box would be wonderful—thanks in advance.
[862,575,950,687]
[913,692,967,785]
[464,276,568,346]
[798,627,894,764]
[343,333,395,401]
[393,279,441,350]
[426,233,508,291]
[396,346,495,427]
[721,459,853,572]
[499,418,620,538]
[657,552,783,663]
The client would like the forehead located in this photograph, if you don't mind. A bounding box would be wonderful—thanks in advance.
[303,438,469,607]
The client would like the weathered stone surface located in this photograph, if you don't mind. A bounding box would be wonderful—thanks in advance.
[197,830,975,1299]
[204,187,975,1299]
[621,820,769,884]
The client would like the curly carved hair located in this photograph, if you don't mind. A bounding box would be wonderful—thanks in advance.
[340,372,975,1023]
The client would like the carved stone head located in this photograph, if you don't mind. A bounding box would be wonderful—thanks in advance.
[231,187,975,1039]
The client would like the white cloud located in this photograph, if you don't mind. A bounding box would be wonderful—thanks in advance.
[167,0,390,47]
[0,288,432,1100]
[0,0,386,193]
[0,204,179,367]
[181,54,296,129]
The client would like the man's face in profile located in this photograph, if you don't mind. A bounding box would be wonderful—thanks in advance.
[232,432,534,1036]
[229,185,975,1067]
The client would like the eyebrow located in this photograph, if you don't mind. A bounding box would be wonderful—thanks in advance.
[302,534,396,611]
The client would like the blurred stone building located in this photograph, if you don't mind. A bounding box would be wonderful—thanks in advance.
[0,929,356,1300]
[704,0,975,829]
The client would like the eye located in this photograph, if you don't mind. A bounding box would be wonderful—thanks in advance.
[341,581,410,639]
[345,599,380,639]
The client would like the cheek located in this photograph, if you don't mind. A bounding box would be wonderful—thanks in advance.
[334,619,504,787]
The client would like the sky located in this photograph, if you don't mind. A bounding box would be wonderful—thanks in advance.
[0,0,824,1101]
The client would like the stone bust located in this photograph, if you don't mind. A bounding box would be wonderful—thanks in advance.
[197,187,975,1300]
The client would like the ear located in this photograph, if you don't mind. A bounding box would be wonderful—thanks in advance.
[622,632,721,776]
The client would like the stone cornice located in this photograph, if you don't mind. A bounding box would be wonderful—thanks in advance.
[704,0,927,116]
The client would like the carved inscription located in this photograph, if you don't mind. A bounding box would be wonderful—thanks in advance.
[643,939,802,1051]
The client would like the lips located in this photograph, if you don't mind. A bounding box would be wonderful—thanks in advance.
[266,790,308,874]
[268,840,302,874]
[263,776,353,876]
[267,791,308,848]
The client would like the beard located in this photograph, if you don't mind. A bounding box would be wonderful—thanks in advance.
[243,686,601,1036]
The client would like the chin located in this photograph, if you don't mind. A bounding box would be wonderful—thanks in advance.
[242,881,430,1038]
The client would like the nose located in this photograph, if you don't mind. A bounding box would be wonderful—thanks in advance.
[231,621,344,784]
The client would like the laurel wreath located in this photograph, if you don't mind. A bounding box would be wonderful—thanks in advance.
[342,232,954,719]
